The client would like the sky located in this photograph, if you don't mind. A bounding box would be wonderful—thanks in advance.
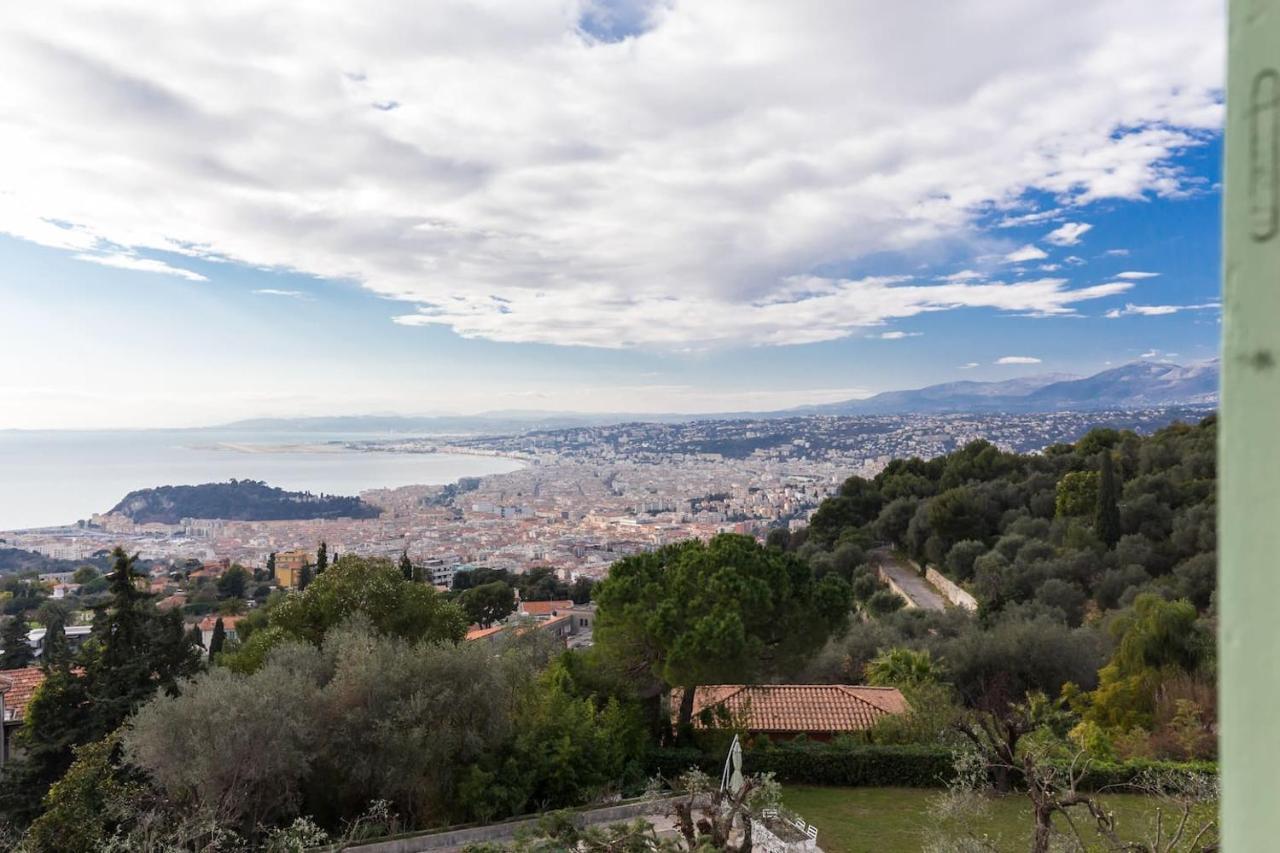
[0,0,1225,429]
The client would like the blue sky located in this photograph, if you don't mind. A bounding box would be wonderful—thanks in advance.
[0,1,1224,428]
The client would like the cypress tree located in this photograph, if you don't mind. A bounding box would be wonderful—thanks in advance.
[400,550,414,582]
[298,564,313,592]
[0,615,34,670]
[316,541,328,574]
[266,551,277,580]
[1096,451,1122,548]
[208,617,226,658]
[41,614,69,673]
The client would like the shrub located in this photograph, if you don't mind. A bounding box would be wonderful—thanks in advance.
[649,743,957,788]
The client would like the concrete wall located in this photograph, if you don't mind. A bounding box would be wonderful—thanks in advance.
[322,796,693,853]
[924,567,977,611]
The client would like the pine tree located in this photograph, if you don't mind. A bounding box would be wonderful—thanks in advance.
[0,615,34,670]
[400,550,414,582]
[266,551,277,581]
[208,617,226,658]
[298,564,313,592]
[1096,451,1122,548]
[41,614,69,673]
[316,542,328,574]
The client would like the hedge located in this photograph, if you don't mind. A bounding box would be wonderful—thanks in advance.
[648,745,1217,792]
[649,743,956,788]
[1061,759,1218,792]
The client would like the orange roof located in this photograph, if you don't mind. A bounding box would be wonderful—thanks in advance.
[197,615,244,632]
[519,600,573,616]
[672,684,910,734]
[0,667,46,722]
[465,625,504,642]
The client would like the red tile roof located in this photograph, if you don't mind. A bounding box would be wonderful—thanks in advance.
[519,600,573,617]
[672,684,910,734]
[0,667,46,722]
[465,625,505,642]
[197,615,244,632]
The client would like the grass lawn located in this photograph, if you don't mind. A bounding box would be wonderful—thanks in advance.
[783,786,1214,853]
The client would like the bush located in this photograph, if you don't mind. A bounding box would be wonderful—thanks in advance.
[649,743,957,788]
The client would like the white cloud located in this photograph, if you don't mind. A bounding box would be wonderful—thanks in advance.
[1104,301,1220,318]
[393,276,1132,347]
[879,330,922,339]
[1044,221,1093,246]
[1005,244,1049,263]
[0,0,1224,348]
[72,251,207,281]
[996,208,1065,228]
[252,288,309,299]
[996,355,1042,364]
[958,362,980,369]
[1104,249,1131,257]
[1114,271,1160,279]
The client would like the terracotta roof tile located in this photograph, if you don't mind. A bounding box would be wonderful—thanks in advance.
[0,667,46,722]
[197,615,244,632]
[672,684,910,734]
[519,600,573,616]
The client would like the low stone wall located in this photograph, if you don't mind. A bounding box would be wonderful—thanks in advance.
[925,567,978,611]
[323,796,690,853]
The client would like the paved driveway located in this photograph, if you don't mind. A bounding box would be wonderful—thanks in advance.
[870,549,947,611]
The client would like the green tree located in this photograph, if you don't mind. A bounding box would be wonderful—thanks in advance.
[260,555,468,651]
[0,615,33,670]
[71,566,99,586]
[1095,451,1122,547]
[208,617,227,657]
[594,533,850,731]
[315,542,328,575]
[216,565,249,599]
[266,551,276,580]
[399,550,414,582]
[298,564,313,592]
[1055,470,1099,518]
[0,548,202,825]
[38,601,72,672]
[460,582,517,628]
[1082,594,1209,730]
[864,647,944,687]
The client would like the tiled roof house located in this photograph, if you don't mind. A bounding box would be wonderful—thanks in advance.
[672,684,910,740]
[0,667,46,764]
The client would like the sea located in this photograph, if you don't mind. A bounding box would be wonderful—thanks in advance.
[0,429,524,531]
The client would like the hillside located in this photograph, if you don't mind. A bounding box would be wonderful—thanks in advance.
[794,360,1218,415]
[107,479,382,524]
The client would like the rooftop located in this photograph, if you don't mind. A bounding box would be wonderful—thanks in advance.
[673,684,910,734]
[0,667,46,722]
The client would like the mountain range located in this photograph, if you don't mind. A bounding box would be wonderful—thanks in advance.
[220,359,1219,433]
[796,359,1220,415]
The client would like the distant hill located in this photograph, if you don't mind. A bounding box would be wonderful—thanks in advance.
[794,360,1218,415]
[216,360,1220,432]
[108,479,382,524]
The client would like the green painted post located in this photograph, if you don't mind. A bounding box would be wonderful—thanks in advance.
[1222,0,1280,846]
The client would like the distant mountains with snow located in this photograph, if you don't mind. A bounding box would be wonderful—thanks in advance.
[794,360,1219,416]
[220,360,1219,433]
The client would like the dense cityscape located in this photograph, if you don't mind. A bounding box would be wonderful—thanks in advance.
[3,408,1211,583]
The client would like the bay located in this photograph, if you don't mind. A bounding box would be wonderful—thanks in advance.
[0,429,523,530]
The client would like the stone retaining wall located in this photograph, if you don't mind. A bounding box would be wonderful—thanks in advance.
[924,567,978,611]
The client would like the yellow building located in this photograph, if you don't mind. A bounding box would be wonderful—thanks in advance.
[274,549,310,589]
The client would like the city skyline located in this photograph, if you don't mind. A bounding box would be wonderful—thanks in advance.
[0,1,1224,429]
